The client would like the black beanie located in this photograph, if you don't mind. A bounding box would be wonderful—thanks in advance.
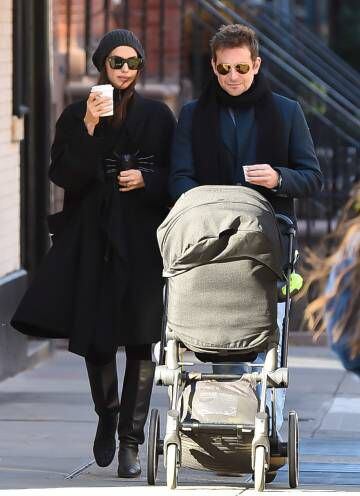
[92,29,145,71]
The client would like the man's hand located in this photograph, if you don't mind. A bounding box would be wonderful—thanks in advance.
[118,169,145,192]
[245,164,280,189]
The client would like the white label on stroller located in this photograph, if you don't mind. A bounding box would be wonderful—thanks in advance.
[197,391,238,416]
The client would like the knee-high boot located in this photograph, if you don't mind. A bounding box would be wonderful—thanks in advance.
[86,356,120,467]
[117,359,155,478]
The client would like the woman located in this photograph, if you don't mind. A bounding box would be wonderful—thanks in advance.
[303,182,360,376]
[11,29,176,477]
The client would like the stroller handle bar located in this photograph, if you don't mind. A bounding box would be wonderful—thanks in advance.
[276,214,297,369]
[275,213,295,230]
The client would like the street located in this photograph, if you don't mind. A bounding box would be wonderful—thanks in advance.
[0,344,359,495]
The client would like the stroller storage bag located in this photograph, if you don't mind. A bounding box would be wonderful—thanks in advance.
[179,377,259,473]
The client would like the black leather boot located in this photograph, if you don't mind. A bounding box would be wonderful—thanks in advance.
[86,355,120,467]
[117,443,141,478]
[117,359,155,478]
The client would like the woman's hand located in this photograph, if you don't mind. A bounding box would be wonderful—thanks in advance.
[83,92,113,135]
[118,169,145,192]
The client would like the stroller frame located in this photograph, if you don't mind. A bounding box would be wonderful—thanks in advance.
[147,214,299,491]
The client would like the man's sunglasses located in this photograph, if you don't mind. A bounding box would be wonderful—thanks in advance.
[107,55,144,70]
[216,63,251,75]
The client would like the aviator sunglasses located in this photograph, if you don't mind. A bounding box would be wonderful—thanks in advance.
[216,63,251,75]
[107,55,144,70]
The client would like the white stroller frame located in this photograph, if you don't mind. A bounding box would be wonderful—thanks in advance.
[147,214,299,491]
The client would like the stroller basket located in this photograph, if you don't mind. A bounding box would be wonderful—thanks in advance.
[179,375,258,473]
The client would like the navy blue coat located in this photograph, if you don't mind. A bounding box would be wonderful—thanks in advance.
[169,93,323,224]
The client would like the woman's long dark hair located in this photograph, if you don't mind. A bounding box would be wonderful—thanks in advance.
[97,66,140,127]
[302,182,360,358]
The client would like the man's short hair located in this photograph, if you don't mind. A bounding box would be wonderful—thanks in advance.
[210,24,259,62]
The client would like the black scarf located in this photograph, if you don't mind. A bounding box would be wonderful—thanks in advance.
[192,71,287,185]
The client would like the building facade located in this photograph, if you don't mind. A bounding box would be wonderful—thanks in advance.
[0,0,52,380]
[0,0,27,379]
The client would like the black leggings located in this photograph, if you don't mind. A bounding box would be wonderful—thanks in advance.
[86,344,152,365]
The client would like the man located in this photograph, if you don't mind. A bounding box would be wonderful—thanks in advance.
[169,23,322,219]
[169,24,323,430]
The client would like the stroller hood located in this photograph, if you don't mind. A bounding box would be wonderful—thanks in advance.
[158,186,284,279]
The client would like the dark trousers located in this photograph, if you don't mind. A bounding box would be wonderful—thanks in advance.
[85,344,155,445]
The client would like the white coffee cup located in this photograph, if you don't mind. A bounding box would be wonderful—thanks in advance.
[243,165,251,182]
[90,84,114,116]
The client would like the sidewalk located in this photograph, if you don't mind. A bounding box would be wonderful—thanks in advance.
[0,345,359,495]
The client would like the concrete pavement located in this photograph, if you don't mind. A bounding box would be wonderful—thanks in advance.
[0,344,359,495]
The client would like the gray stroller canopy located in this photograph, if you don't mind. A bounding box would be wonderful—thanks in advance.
[157,186,285,354]
[158,186,284,279]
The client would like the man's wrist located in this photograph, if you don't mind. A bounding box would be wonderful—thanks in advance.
[271,171,282,192]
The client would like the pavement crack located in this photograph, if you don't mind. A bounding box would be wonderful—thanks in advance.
[65,459,96,479]
[0,467,67,476]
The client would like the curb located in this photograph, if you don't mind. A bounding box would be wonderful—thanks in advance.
[27,339,54,369]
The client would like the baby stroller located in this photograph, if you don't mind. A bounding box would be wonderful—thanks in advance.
[147,186,299,491]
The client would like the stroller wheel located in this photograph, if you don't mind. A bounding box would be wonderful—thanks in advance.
[254,446,266,492]
[166,444,178,490]
[288,410,300,488]
[147,409,160,485]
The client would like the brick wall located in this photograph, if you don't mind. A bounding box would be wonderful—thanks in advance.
[53,0,182,84]
[123,0,181,83]
[0,0,21,278]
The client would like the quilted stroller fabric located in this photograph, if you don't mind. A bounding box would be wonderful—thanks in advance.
[157,186,284,354]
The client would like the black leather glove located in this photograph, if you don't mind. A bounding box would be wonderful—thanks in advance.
[103,150,155,180]
[127,150,155,173]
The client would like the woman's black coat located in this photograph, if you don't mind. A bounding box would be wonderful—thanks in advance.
[11,92,176,358]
